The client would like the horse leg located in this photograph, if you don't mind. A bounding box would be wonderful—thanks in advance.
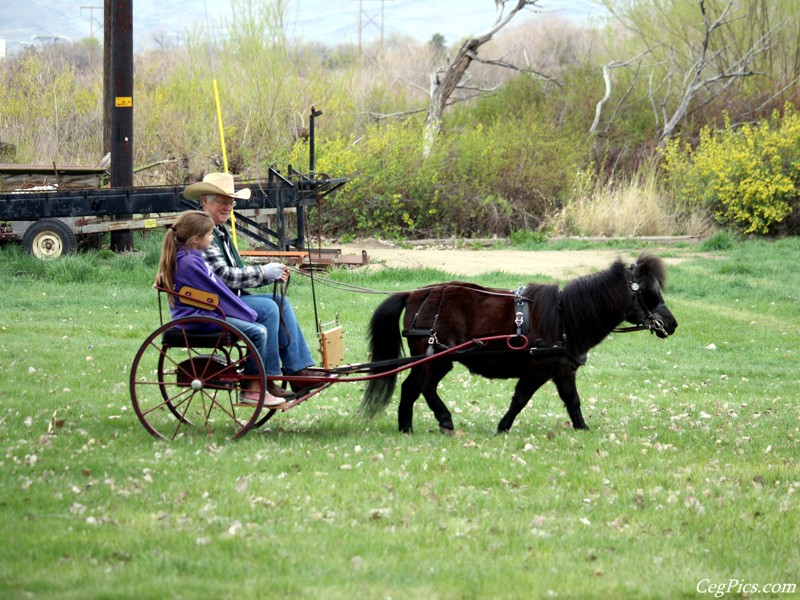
[397,369,423,434]
[419,390,455,435]
[398,362,453,434]
[496,375,548,434]
[420,363,455,435]
[554,372,589,430]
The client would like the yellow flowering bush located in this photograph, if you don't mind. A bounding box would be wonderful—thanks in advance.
[661,107,800,235]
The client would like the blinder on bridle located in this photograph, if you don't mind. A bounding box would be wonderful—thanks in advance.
[614,264,669,336]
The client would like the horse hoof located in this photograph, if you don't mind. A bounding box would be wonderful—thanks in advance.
[439,425,455,436]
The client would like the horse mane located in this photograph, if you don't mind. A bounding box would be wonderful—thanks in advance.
[634,253,667,291]
[550,254,666,353]
[560,260,631,352]
[521,262,630,347]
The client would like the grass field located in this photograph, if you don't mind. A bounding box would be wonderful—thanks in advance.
[1,236,798,599]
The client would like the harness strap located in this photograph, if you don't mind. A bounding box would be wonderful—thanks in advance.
[513,287,531,338]
[408,290,432,332]
[613,324,651,333]
[555,291,579,362]
[407,287,535,350]
[273,273,292,349]
[405,288,448,356]
[404,328,436,337]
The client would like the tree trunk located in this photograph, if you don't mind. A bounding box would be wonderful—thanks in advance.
[423,41,479,154]
[423,1,538,156]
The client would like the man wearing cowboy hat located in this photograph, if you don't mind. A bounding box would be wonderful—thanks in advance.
[184,172,316,399]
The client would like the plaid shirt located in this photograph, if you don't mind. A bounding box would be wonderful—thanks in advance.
[203,226,271,293]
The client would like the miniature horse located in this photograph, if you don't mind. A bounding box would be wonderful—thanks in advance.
[359,254,677,434]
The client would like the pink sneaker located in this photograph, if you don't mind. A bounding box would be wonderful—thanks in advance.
[241,389,285,407]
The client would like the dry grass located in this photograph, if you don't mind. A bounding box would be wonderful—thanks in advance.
[551,167,717,237]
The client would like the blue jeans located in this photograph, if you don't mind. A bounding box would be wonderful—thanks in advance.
[240,294,315,376]
[227,317,269,376]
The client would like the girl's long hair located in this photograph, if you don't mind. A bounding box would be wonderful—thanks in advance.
[155,210,215,300]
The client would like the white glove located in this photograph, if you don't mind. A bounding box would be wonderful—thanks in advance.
[262,263,286,281]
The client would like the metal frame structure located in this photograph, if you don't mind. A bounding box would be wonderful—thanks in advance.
[0,166,346,253]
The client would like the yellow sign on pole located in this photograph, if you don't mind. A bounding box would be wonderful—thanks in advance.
[115,97,133,108]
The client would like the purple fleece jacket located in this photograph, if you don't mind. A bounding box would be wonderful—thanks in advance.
[169,247,257,323]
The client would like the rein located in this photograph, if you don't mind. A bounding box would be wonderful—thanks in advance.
[291,263,664,349]
[289,267,530,299]
[612,324,651,333]
[272,273,292,349]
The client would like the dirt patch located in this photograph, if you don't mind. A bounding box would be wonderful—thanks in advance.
[338,239,693,279]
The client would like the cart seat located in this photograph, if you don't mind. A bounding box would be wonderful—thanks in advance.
[158,286,231,347]
[161,327,228,348]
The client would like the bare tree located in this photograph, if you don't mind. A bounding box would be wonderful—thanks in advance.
[423,0,542,155]
[658,1,758,141]
[599,0,786,144]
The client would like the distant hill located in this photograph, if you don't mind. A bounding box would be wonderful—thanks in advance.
[1,1,86,50]
[0,0,605,57]
[0,0,220,55]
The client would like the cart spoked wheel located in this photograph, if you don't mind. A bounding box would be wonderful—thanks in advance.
[129,316,272,440]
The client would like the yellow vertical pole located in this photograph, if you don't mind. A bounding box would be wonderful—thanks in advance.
[212,79,229,173]
[212,79,238,249]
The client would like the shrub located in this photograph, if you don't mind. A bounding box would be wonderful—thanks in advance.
[699,230,736,251]
[660,107,800,235]
[0,51,101,163]
[301,92,587,239]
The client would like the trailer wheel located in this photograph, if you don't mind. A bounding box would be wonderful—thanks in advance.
[22,219,78,259]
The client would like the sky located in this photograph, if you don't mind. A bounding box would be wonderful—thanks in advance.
[283,0,607,47]
[0,0,607,54]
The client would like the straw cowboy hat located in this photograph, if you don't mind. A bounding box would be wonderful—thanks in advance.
[183,172,252,201]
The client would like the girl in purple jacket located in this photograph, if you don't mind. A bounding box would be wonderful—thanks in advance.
[155,210,284,406]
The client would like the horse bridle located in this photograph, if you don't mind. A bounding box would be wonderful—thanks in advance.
[613,265,668,336]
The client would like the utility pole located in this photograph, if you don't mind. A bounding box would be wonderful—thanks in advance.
[109,0,134,252]
[355,0,393,53]
[103,0,112,157]
[81,5,103,40]
[81,5,103,64]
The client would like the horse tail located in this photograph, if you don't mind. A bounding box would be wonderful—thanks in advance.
[359,292,409,418]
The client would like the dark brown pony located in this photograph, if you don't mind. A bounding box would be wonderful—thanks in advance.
[360,254,677,434]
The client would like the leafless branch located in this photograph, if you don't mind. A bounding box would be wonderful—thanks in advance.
[590,47,654,134]
[466,50,561,86]
[660,2,732,138]
[362,108,428,121]
[748,75,800,116]
[608,62,641,129]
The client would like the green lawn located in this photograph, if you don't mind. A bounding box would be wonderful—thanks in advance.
[0,237,798,599]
